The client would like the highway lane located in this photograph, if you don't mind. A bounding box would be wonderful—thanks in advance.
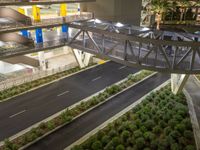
[26,73,170,150]
[0,61,140,141]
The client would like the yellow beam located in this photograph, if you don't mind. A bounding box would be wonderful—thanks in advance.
[60,4,67,17]
[32,5,41,22]
[18,8,25,15]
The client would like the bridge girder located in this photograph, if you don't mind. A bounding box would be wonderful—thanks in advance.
[1,19,200,74]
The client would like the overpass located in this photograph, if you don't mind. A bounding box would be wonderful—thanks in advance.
[1,19,200,74]
[0,7,93,33]
[0,0,95,6]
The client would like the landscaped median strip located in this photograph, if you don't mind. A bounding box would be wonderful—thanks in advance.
[71,84,196,150]
[0,70,154,150]
[0,63,97,102]
[66,80,170,150]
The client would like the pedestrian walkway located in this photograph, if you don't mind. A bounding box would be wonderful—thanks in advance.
[184,76,200,149]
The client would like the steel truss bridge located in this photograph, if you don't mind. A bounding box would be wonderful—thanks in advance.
[0,19,200,74]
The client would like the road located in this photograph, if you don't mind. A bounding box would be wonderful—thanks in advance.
[26,73,170,150]
[0,61,140,140]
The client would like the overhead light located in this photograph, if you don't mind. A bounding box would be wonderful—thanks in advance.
[141,27,149,31]
[94,19,102,24]
[115,22,124,27]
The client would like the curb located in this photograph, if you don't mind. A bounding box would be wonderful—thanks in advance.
[193,75,200,88]
[65,79,170,150]
[183,76,200,150]
[18,71,156,150]
[0,63,101,103]
[183,89,200,150]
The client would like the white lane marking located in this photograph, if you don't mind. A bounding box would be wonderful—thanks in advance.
[91,76,102,82]
[118,66,127,70]
[57,91,70,97]
[9,110,27,118]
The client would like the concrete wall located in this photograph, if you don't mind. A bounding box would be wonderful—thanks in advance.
[81,0,142,26]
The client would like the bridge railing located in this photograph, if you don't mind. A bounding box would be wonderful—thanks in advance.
[66,24,200,74]
[0,12,93,31]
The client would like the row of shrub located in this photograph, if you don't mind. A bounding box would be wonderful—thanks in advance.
[72,85,196,150]
[0,64,96,101]
[1,70,154,150]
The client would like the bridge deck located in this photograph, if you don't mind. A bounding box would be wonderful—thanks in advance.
[0,0,95,6]
[0,19,200,74]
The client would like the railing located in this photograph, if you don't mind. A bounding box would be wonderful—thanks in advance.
[0,62,78,91]
[0,12,93,32]
[0,0,95,4]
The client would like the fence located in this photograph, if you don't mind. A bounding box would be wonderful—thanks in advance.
[0,62,78,91]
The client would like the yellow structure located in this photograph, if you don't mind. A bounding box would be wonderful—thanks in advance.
[60,4,67,17]
[18,8,25,15]
[32,5,41,22]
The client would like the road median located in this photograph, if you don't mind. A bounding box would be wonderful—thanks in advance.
[1,70,154,150]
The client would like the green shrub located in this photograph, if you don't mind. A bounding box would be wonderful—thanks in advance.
[169,130,181,140]
[4,139,17,150]
[134,130,143,138]
[170,143,180,150]
[104,141,114,150]
[47,121,55,130]
[175,124,186,133]
[120,130,131,142]
[91,141,102,150]
[135,137,145,149]
[101,135,110,146]
[150,139,158,149]
[116,144,125,150]
[144,132,156,141]
[184,130,194,139]
[112,137,121,147]
[164,127,172,136]
[144,120,155,130]
[153,126,162,135]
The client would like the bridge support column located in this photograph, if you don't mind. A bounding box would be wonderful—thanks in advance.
[18,8,29,38]
[32,5,46,70]
[171,74,189,94]
[60,4,69,35]
[73,49,92,68]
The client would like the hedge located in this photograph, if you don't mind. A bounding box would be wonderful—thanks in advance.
[72,85,196,150]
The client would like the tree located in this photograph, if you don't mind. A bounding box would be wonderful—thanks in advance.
[176,0,192,21]
[151,0,171,30]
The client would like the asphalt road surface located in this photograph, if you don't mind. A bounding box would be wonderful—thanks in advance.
[0,61,140,140]
[26,73,170,150]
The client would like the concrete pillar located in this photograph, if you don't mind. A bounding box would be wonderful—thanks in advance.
[73,49,92,68]
[171,74,189,94]
[60,4,69,34]
[18,8,29,38]
[32,6,43,43]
